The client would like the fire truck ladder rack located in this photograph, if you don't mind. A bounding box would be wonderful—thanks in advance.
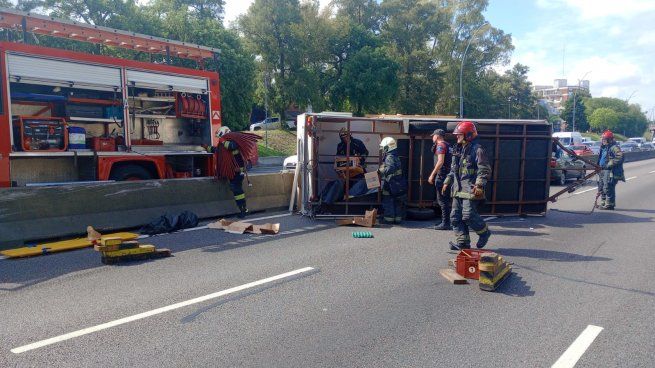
[0,8,220,62]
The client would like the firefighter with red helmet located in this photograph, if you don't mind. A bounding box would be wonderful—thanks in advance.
[442,121,492,249]
[597,130,624,210]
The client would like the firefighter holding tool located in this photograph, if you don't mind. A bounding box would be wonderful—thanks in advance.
[442,121,492,250]
[211,126,261,218]
[597,130,624,210]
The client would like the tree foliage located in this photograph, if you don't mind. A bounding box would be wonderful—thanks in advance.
[560,93,589,132]
[583,97,649,137]
[589,108,619,132]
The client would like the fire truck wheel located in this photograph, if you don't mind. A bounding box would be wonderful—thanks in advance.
[109,164,153,181]
[406,207,436,221]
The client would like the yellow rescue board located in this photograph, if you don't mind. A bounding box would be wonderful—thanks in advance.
[0,233,139,259]
[102,245,155,257]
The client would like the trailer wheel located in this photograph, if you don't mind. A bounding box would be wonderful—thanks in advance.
[109,164,153,181]
[406,207,436,221]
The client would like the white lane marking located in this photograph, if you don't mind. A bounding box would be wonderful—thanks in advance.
[11,266,315,354]
[483,216,498,222]
[625,176,637,181]
[650,170,655,174]
[552,325,604,368]
[572,187,597,196]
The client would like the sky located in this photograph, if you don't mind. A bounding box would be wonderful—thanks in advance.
[225,0,655,114]
[484,0,655,113]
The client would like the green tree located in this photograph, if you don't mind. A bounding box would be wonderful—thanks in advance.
[583,97,649,137]
[340,46,399,116]
[589,108,619,132]
[330,0,380,31]
[560,93,589,132]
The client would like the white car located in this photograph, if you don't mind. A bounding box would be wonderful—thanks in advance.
[249,117,281,131]
[283,155,298,170]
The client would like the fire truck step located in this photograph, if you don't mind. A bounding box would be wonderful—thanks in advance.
[0,232,139,259]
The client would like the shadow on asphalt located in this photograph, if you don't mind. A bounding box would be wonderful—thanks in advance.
[516,263,655,298]
[493,248,611,263]
[491,229,546,237]
[494,273,535,297]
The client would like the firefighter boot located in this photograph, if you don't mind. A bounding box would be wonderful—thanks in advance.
[238,204,249,218]
[434,221,451,230]
[476,229,492,249]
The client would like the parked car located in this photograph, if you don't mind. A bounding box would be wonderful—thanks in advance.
[568,144,594,156]
[639,142,655,151]
[582,141,601,155]
[249,117,281,131]
[283,155,298,170]
[550,152,587,186]
[620,142,640,152]
[628,137,646,146]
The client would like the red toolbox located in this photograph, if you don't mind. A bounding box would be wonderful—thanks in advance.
[455,249,494,279]
[88,137,116,152]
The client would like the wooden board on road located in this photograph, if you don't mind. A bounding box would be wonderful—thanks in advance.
[439,268,468,284]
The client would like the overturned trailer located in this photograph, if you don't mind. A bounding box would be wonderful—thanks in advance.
[295,113,554,218]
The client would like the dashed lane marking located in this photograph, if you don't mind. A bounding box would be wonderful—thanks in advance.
[625,176,637,181]
[551,325,604,368]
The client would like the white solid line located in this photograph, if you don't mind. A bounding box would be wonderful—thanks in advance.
[650,170,655,174]
[483,216,498,222]
[572,187,597,196]
[11,266,315,354]
[552,325,604,368]
[625,176,637,181]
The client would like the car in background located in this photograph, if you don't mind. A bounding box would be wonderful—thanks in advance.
[628,137,646,146]
[249,117,281,131]
[639,142,655,151]
[283,155,298,170]
[582,141,601,155]
[553,132,583,146]
[568,144,594,156]
[550,152,587,186]
[620,142,640,152]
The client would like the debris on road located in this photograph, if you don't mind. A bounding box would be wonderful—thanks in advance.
[93,237,171,265]
[208,219,280,235]
[0,231,138,259]
[352,231,373,238]
[440,249,512,292]
[336,209,377,227]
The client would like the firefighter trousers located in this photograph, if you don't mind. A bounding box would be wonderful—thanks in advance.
[382,193,406,223]
[598,170,616,207]
[450,197,489,246]
[229,173,246,209]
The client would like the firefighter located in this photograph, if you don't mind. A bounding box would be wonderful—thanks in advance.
[337,127,369,172]
[442,121,492,249]
[597,130,624,210]
[378,137,406,224]
[428,129,453,230]
[216,126,248,218]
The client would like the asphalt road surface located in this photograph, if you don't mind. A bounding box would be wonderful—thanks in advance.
[1,159,654,368]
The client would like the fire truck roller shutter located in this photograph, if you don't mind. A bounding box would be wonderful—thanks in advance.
[125,70,208,94]
[6,54,122,91]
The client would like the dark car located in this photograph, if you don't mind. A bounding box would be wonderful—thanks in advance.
[550,152,587,185]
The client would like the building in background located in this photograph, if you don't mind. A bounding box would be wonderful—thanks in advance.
[533,78,590,114]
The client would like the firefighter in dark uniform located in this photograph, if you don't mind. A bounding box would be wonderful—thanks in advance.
[216,126,248,218]
[337,127,369,174]
[597,129,624,210]
[428,129,453,230]
[442,121,492,249]
[378,137,406,224]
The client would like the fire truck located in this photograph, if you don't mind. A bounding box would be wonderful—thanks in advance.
[0,9,223,187]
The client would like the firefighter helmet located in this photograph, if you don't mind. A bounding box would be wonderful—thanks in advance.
[601,130,614,140]
[380,137,397,153]
[216,126,231,138]
[453,121,478,142]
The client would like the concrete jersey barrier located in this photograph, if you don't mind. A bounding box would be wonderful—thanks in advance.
[0,172,294,248]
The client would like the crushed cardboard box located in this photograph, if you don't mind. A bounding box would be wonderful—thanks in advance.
[208,219,280,235]
[336,209,377,228]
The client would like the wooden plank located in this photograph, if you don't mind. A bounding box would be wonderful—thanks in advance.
[439,269,468,285]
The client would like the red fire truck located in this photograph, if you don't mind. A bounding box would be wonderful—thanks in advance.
[0,9,223,187]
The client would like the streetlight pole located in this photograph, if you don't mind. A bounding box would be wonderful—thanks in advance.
[459,22,489,118]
